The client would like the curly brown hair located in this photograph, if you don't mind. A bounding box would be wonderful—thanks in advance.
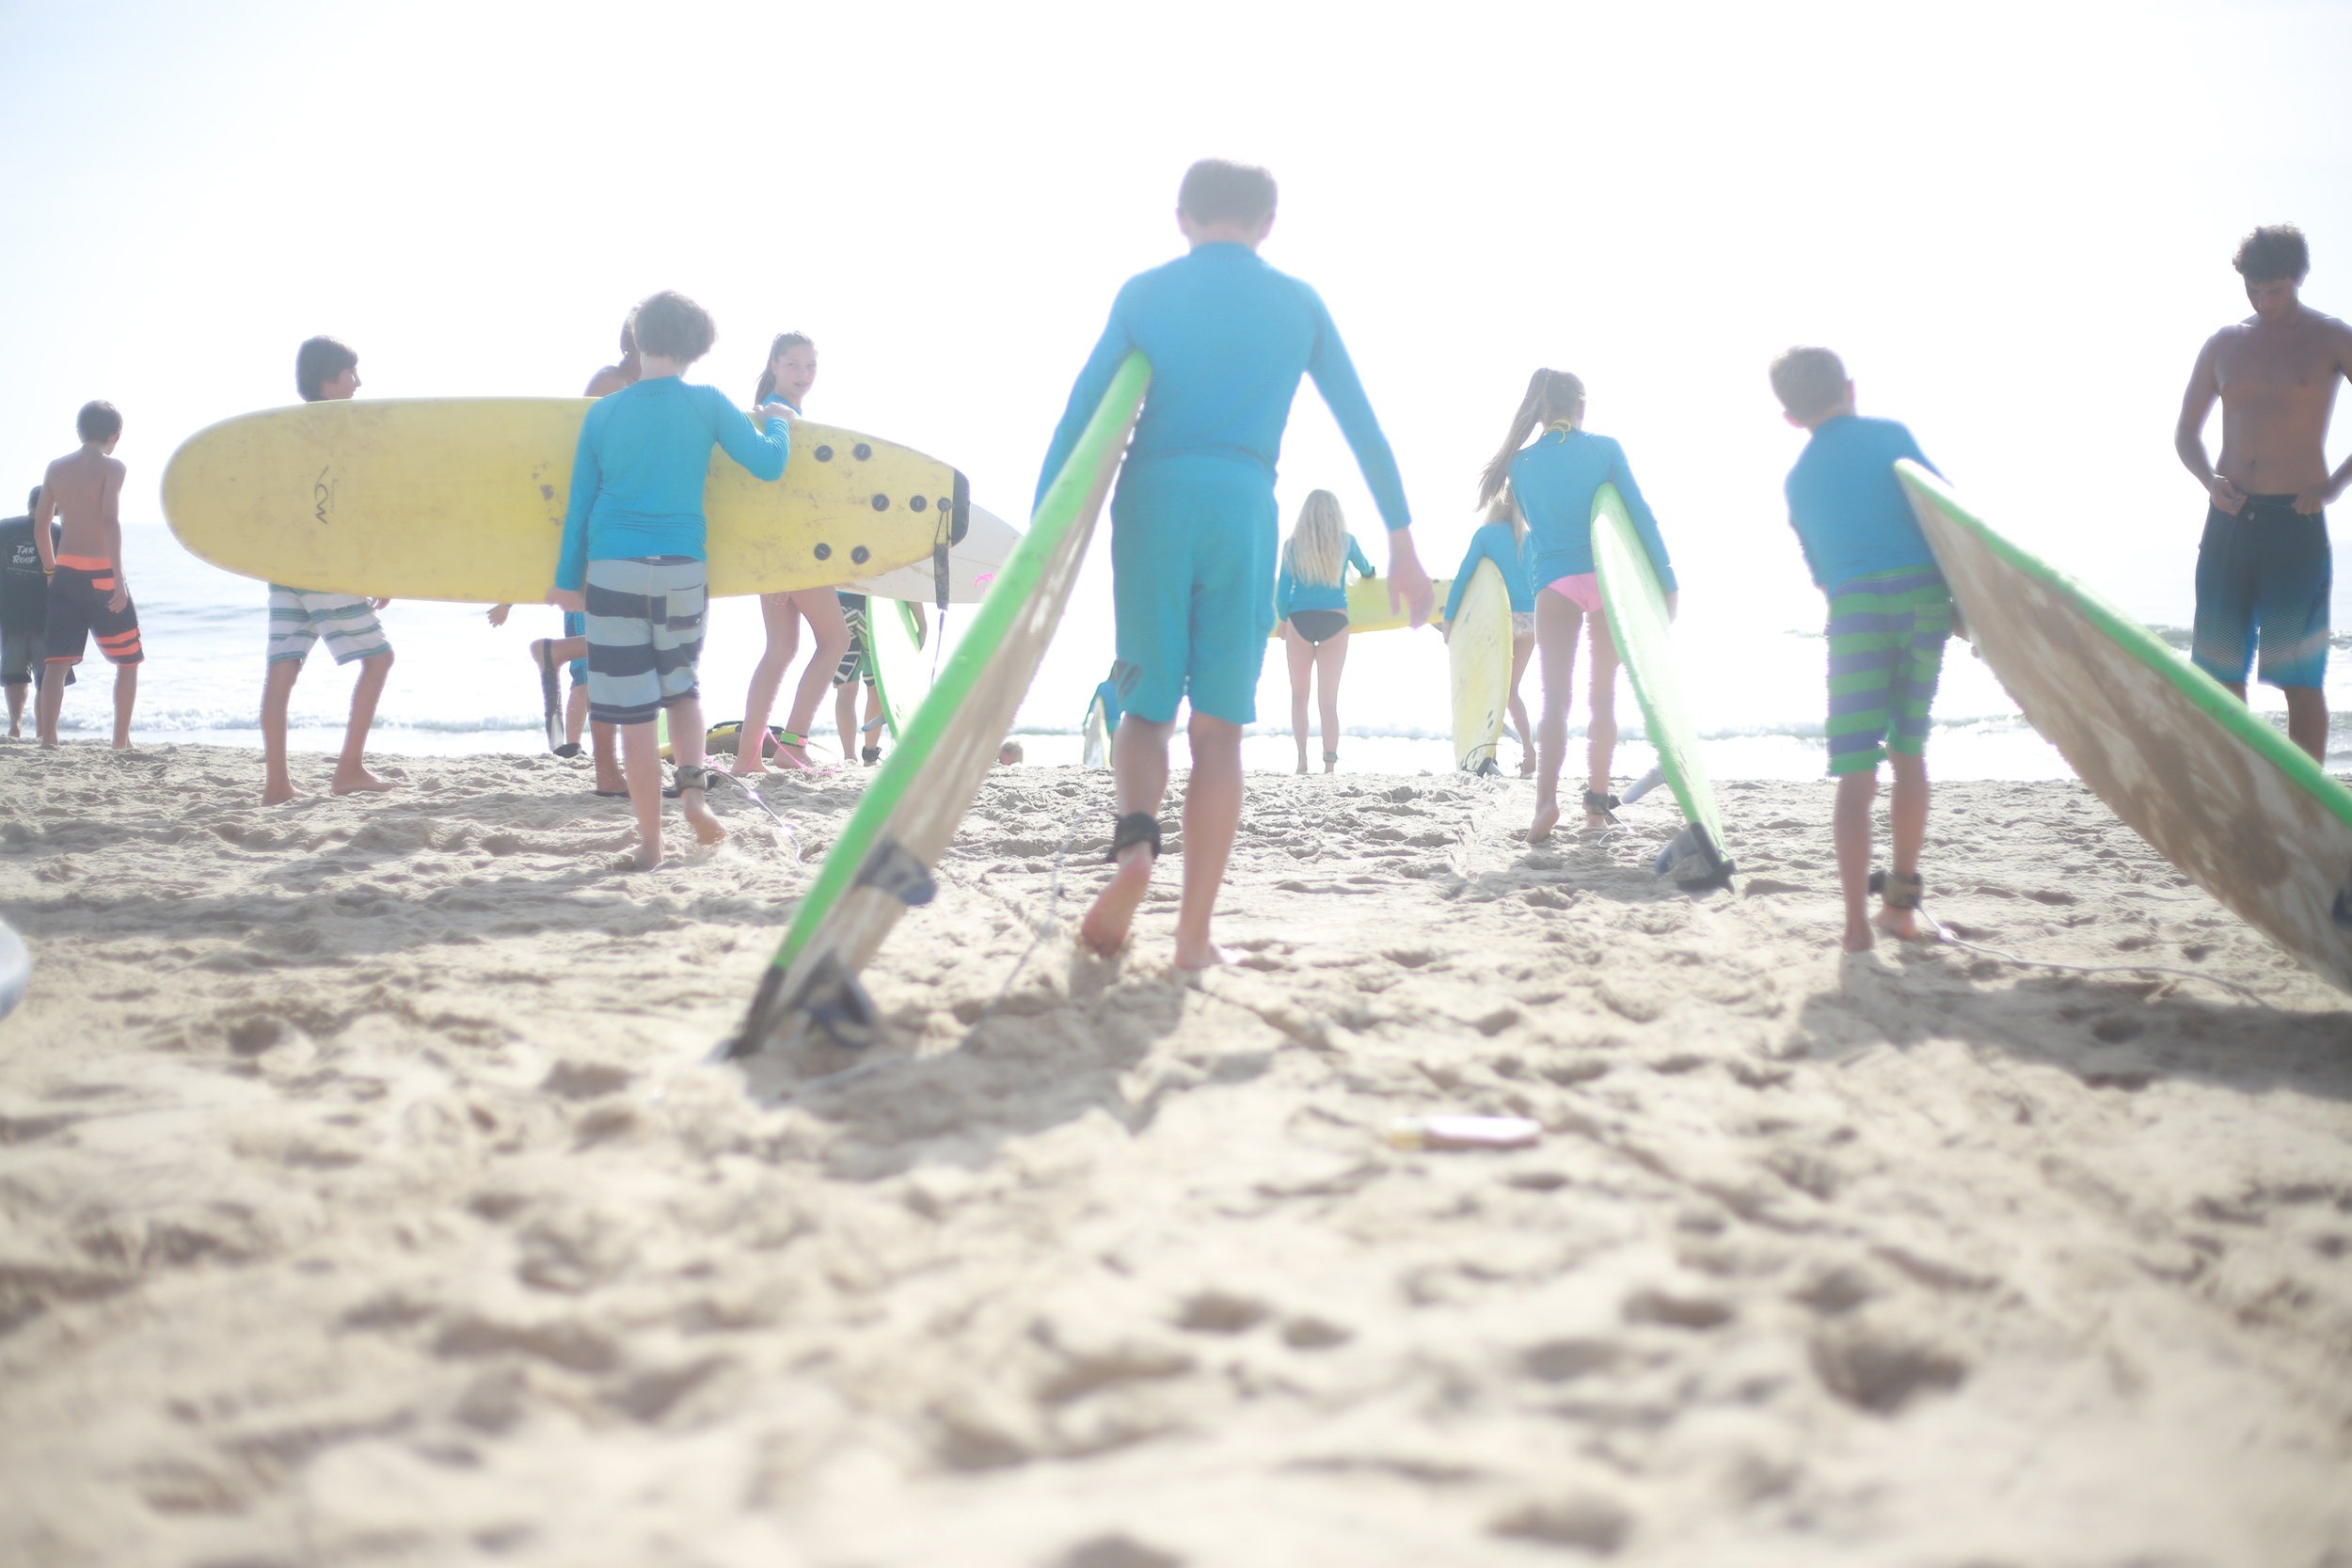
[630,291,717,364]
[2233,225,2309,285]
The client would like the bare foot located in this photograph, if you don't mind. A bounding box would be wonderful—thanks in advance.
[1080,850,1153,957]
[1842,920,1876,954]
[1583,812,1612,832]
[1295,759,1309,775]
[682,796,727,847]
[1174,938,1236,973]
[1527,801,1560,843]
[332,768,398,796]
[1875,906,1924,943]
[629,836,663,872]
[1518,756,1536,778]
[262,781,296,806]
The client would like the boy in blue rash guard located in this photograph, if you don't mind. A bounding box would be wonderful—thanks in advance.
[1770,345,1952,954]
[1274,489,1376,772]
[548,290,795,872]
[1040,158,1436,970]
[1476,371,1676,840]
[1441,485,1539,773]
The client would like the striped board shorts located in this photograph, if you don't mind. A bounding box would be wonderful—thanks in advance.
[44,556,143,666]
[1823,566,1952,776]
[833,592,875,688]
[584,556,706,727]
[267,586,389,667]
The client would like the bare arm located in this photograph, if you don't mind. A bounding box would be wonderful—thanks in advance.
[2309,319,2352,511]
[2175,334,2244,514]
[101,461,127,611]
[31,471,56,572]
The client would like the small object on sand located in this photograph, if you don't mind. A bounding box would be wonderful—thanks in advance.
[1386,1115,1541,1151]
[0,916,28,1019]
[1620,766,1666,804]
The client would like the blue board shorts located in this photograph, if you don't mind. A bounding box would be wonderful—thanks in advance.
[1108,456,1279,726]
[2191,495,2330,689]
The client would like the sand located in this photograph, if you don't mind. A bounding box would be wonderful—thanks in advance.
[2,740,2348,1567]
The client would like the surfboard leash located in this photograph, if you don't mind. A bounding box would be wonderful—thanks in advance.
[1916,910,2264,1005]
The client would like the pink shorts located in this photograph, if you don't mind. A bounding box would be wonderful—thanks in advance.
[1543,573,1604,614]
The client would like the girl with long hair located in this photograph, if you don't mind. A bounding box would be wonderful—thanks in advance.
[1274,488,1375,772]
[1478,369,1677,840]
[734,331,851,774]
[1439,483,1539,774]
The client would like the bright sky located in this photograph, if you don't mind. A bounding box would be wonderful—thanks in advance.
[4,0,2348,731]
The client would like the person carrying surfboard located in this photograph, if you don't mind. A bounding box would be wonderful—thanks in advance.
[2175,224,2352,765]
[1041,158,1434,971]
[31,403,140,751]
[1275,489,1375,773]
[547,291,794,871]
[1442,484,1539,776]
[735,331,853,775]
[260,339,399,804]
[1770,345,1951,953]
[1479,371,1675,841]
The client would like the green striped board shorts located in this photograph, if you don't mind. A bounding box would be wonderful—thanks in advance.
[1823,566,1952,776]
[267,586,391,667]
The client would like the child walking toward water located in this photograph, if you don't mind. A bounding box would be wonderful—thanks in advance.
[1040,159,1434,969]
[548,291,793,871]
[1770,346,1951,953]
[736,332,850,774]
[1442,485,1538,774]
[1275,489,1375,772]
[262,339,397,803]
[33,403,139,749]
[1479,370,1676,841]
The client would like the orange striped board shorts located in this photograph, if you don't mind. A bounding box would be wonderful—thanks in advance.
[43,554,143,666]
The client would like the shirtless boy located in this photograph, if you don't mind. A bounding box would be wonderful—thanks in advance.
[2176,224,2352,763]
[262,338,396,803]
[34,404,140,749]
[1038,159,1434,970]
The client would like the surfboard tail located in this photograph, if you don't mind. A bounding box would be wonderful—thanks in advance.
[726,353,1152,1065]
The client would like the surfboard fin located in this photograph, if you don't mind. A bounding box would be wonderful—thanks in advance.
[857,838,938,908]
[1653,823,1735,895]
[717,950,881,1059]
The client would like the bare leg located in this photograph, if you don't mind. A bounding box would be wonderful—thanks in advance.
[1530,593,1583,842]
[777,588,849,768]
[1508,630,1536,774]
[1081,712,1173,957]
[34,658,69,746]
[1584,609,1620,824]
[2285,685,2328,764]
[261,657,301,802]
[1314,629,1347,771]
[619,718,664,870]
[834,681,857,759]
[736,592,801,776]
[863,682,882,760]
[590,721,622,793]
[1834,767,1879,953]
[1174,712,1244,969]
[109,663,136,750]
[1878,752,1931,941]
[564,684,589,748]
[332,651,396,795]
[670,694,724,847]
[8,679,25,737]
[1282,624,1312,771]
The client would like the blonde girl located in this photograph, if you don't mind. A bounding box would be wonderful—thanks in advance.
[1275,488,1375,772]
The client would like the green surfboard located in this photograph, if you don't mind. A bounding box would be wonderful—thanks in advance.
[1590,483,1733,890]
[722,352,1152,1057]
[1899,462,2352,993]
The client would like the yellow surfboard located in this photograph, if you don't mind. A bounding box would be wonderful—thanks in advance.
[1448,560,1512,772]
[161,398,961,603]
[1269,574,1450,638]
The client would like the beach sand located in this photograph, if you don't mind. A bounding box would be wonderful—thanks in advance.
[2,741,2348,1566]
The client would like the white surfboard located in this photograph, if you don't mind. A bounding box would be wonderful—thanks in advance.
[848,504,1019,605]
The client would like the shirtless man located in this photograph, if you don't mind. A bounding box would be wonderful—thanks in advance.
[2176,224,2352,763]
[34,403,140,749]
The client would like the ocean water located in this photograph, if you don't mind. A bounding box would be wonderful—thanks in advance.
[27,523,2352,781]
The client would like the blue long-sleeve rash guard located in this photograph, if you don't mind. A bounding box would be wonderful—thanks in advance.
[1441,520,1536,622]
[1275,533,1376,617]
[1507,426,1675,593]
[555,377,790,592]
[1783,415,1942,591]
[1034,243,1412,533]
